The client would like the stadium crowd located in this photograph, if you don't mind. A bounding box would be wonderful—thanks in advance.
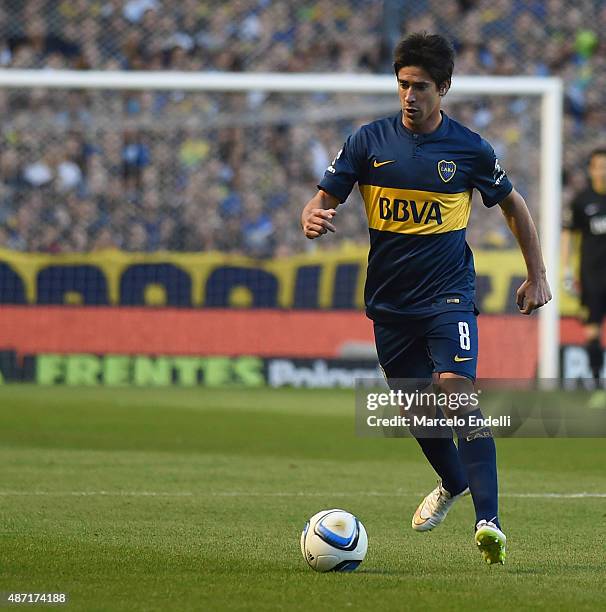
[0,0,605,255]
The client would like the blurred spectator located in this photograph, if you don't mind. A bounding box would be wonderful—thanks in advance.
[241,193,274,258]
[0,0,603,255]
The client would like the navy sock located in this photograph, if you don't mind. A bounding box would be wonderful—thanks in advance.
[456,416,500,529]
[414,436,468,496]
[410,405,468,495]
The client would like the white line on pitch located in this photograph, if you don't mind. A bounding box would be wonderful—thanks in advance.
[205,491,606,499]
[0,491,194,497]
[0,491,604,499]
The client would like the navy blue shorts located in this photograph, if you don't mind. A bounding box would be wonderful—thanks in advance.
[373,311,478,383]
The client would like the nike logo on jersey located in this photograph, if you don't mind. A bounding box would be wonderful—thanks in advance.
[373,159,395,168]
[454,355,474,362]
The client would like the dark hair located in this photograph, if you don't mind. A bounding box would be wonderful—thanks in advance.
[589,147,606,162]
[393,33,455,89]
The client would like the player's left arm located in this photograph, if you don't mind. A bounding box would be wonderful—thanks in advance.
[499,189,552,315]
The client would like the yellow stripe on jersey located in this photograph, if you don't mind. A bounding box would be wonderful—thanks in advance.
[359,185,472,235]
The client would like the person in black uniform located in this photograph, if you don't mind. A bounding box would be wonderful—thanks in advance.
[562,148,606,389]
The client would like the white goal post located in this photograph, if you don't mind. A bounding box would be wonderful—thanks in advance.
[0,70,563,379]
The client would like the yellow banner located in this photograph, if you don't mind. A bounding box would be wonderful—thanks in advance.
[0,246,580,315]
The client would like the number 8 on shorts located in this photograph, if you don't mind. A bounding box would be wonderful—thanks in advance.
[458,321,471,350]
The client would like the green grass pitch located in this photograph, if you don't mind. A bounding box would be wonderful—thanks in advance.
[0,385,605,611]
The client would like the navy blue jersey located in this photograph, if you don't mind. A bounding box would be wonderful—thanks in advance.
[318,111,513,321]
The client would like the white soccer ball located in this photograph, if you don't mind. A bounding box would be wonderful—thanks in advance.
[300,509,368,572]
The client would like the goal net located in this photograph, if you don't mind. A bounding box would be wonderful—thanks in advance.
[0,70,562,386]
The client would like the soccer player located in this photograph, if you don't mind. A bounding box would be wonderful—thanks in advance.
[562,148,606,401]
[300,33,551,564]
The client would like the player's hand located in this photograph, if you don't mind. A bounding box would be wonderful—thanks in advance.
[516,276,552,315]
[302,208,337,239]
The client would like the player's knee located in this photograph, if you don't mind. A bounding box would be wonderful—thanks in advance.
[431,374,492,441]
[435,373,474,415]
[436,372,474,391]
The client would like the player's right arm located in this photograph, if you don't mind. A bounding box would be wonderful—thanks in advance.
[301,190,340,239]
[302,128,365,240]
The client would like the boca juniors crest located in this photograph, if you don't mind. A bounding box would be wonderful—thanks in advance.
[438,160,456,183]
